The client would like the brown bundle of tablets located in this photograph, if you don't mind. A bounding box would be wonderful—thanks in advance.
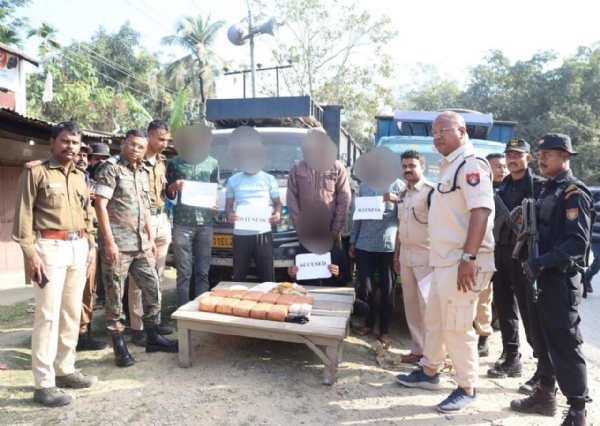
[198,288,313,322]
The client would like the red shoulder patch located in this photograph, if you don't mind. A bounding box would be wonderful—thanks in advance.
[466,173,480,186]
[566,208,579,221]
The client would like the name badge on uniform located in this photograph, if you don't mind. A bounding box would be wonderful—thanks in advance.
[48,183,62,188]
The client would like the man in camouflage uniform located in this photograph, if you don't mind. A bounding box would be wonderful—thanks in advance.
[95,129,178,368]
[166,125,220,307]
[12,122,98,407]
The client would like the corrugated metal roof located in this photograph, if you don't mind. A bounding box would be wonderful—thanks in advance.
[0,43,40,67]
[0,107,118,141]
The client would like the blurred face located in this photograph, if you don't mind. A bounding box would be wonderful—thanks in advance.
[488,157,508,183]
[401,157,425,185]
[121,136,148,164]
[431,115,465,157]
[147,128,170,154]
[50,131,81,165]
[505,150,532,175]
[538,149,569,179]
[75,150,88,169]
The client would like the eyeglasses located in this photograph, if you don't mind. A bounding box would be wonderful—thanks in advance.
[430,127,457,137]
[125,141,146,152]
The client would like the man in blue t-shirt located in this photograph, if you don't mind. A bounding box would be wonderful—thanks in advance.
[225,170,282,282]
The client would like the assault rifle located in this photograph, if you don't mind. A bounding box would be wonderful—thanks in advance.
[494,190,521,235]
[513,198,542,303]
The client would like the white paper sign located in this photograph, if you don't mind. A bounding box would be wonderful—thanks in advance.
[353,196,385,220]
[296,252,332,280]
[418,273,432,303]
[234,205,272,232]
[180,181,218,208]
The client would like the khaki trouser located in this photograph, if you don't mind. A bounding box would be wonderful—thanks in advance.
[79,258,97,334]
[421,262,493,389]
[474,281,494,337]
[32,237,88,389]
[127,213,171,330]
[400,264,433,355]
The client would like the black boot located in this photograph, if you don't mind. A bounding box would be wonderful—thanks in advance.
[111,334,135,367]
[561,407,587,426]
[145,327,179,353]
[487,352,522,378]
[494,349,507,368]
[77,330,110,351]
[510,383,557,416]
[158,324,174,335]
[519,372,541,395]
[478,335,489,357]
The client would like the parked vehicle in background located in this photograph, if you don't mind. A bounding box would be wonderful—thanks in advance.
[205,96,364,284]
[374,109,514,181]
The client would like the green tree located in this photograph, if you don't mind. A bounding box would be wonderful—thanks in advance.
[0,26,22,49]
[161,14,226,119]
[27,22,61,64]
[399,63,463,111]
[253,0,397,148]
[0,0,31,48]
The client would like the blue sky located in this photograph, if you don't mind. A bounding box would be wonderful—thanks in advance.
[19,0,600,101]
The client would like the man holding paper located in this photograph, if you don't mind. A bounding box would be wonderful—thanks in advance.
[166,125,221,307]
[225,168,282,282]
[349,178,404,349]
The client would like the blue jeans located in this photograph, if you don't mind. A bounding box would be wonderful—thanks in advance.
[173,224,213,307]
[585,242,600,283]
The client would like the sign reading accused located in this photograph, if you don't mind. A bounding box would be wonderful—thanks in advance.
[295,252,332,281]
[234,205,272,233]
[352,196,385,220]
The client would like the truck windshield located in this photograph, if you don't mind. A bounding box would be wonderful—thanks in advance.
[380,138,505,181]
[210,131,305,172]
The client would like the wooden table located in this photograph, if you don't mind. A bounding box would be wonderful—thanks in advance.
[171,282,355,384]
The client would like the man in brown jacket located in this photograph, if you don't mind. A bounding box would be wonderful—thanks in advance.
[287,132,351,243]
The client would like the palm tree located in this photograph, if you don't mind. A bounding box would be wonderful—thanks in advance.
[0,26,23,50]
[161,14,225,118]
[27,22,61,64]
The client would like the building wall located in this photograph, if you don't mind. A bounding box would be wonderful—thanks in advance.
[0,166,25,275]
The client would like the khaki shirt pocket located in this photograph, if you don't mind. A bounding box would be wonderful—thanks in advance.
[412,202,429,224]
[43,185,65,209]
[445,296,477,332]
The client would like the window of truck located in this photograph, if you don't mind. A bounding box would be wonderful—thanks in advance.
[379,137,505,181]
[209,129,305,173]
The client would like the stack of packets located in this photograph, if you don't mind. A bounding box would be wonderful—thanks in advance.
[199,282,314,324]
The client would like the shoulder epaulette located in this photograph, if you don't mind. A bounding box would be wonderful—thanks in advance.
[565,184,578,193]
[107,155,119,164]
[24,159,46,169]
[159,154,167,161]
[74,164,87,173]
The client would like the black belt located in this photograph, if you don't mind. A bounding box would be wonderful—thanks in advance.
[150,206,167,215]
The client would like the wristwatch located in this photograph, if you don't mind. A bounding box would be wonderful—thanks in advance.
[89,242,99,249]
[461,252,476,262]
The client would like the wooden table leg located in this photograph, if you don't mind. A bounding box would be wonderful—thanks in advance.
[323,345,340,385]
[178,327,192,368]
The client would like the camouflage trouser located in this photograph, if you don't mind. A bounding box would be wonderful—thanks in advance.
[101,250,161,335]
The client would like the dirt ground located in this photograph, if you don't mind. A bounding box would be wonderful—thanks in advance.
[1,269,598,426]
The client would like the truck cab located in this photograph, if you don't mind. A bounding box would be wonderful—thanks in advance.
[374,109,516,179]
[205,96,363,283]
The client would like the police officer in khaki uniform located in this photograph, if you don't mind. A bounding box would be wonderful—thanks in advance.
[74,143,110,352]
[393,149,435,364]
[125,120,174,347]
[397,112,495,414]
[95,129,178,368]
[12,122,98,407]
